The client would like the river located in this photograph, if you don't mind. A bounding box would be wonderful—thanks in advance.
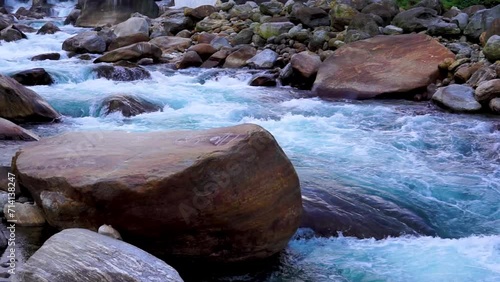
[0,2,499,282]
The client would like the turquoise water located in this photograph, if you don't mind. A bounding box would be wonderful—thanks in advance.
[1,20,499,281]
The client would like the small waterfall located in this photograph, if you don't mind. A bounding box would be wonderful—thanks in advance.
[4,0,32,13]
[173,0,217,8]
[47,0,77,17]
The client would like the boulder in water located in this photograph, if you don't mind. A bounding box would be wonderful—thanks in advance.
[176,50,203,69]
[31,53,61,61]
[99,94,161,117]
[0,118,39,141]
[36,21,60,35]
[93,62,152,81]
[313,34,454,100]
[12,124,302,263]
[432,84,482,112]
[0,74,60,123]
[94,42,162,63]
[62,31,107,54]
[13,229,184,282]
[0,25,27,42]
[10,68,54,86]
[76,0,159,27]
[64,8,81,25]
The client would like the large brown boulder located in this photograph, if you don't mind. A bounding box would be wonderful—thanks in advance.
[94,42,162,63]
[12,124,302,263]
[0,75,60,123]
[149,36,192,54]
[76,0,159,27]
[313,34,454,99]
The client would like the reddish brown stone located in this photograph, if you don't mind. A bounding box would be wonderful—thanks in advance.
[187,43,217,60]
[108,33,150,51]
[313,34,455,99]
[13,124,302,263]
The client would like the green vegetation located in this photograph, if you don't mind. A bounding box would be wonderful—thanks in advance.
[396,0,499,10]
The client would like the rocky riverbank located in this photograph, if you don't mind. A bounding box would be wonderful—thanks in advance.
[0,0,499,281]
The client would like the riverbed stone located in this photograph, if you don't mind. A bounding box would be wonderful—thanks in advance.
[13,229,183,282]
[0,118,39,141]
[3,202,45,226]
[149,36,192,53]
[223,45,257,68]
[10,68,54,86]
[12,124,302,263]
[98,224,122,240]
[113,17,149,38]
[258,22,294,39]
[392,7,439,33]
[0,75,60,123]
[0,25,27,42]
[313,34,454,99]
[247,49,278,69]
[94,42,162,63]
[99,94,161,117]
[490,98,500,114]
[36,21,60,35]
[475,79,500,102]
[31,53,61,61]
[62,31,106,54]
[432,84,482,112]
[464,4,500,41]
[483,35,500,62]
[108,33,150,51]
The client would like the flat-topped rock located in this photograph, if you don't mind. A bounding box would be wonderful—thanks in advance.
[13,124,302,263]
[313,34,454,99]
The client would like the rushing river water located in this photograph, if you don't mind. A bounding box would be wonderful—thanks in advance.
[0,10,500,282]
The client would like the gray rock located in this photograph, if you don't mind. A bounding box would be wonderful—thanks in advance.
[3,202,46,226]
[427,22,461,36]
[160,9,194,35]
[0,25,27,42]
[36,21,60,35]
[62,31,106,54]
[247,49,278,69]
[483,35,500,62]
[490,98,500,114]
[260,0,284,16]
[290,4,329,28]
[64,8,80,25]
[361,0,399,26]
[467,66,497,88]
[464,5,500,40]
[414,0,443,15]
[13,229,184,282]
[210,36,231,50]
[451,13,468,30]
[392,7,439,33]
[432,85,482,112]
[382,25,403,35]
[113,17,149,38]
[232,28,254,45]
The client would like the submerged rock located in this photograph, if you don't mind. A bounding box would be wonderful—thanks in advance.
[301,187,436,239]
[30,53,61,61]
[432,84,482,112]
[11,68,54,86]
[13,229,183,282]
[99,94,161,117]
[13,124,302,263]
[0,118,39,141]
[313,34,454,100]
[93,62,151,81]
[0,75,60,123]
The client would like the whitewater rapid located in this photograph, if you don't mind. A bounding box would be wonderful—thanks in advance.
[0,17,499,282]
